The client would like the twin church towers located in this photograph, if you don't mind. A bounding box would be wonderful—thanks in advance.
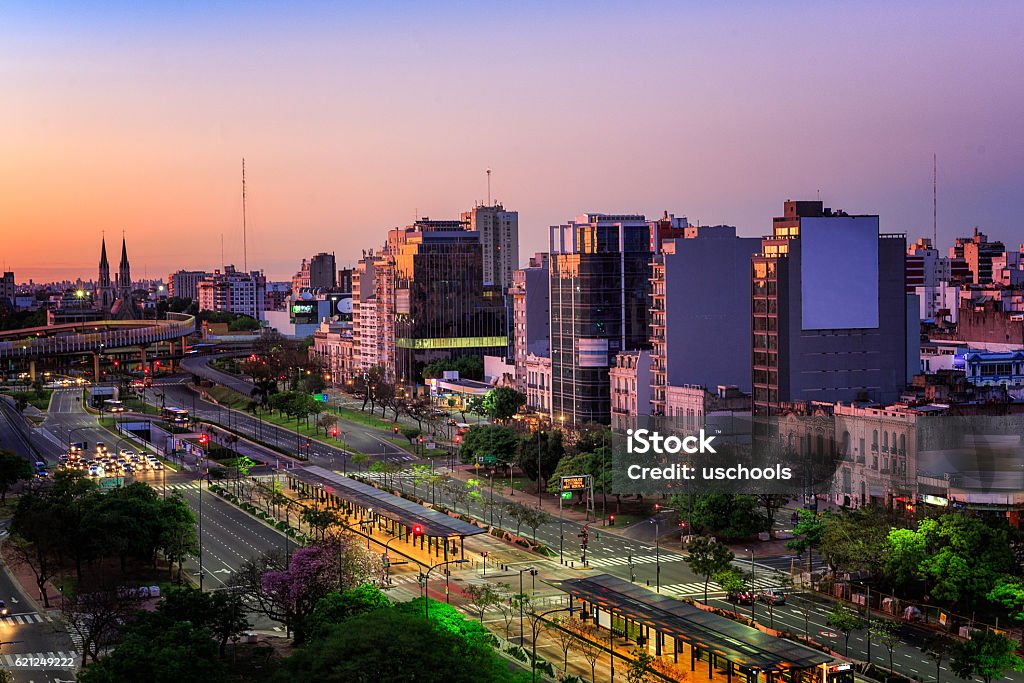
[96,235,140,320]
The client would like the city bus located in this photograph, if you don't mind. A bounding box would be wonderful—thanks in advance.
[103,399,126,413]
[162,407,190,424]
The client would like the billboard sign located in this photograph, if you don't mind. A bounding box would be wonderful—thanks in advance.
[560,475,588,491]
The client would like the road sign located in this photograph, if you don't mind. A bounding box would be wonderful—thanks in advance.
[100,477,123,489]
[475,454,497,466]
[313,393,329,402]
[560,475,588,492]
[561,492,572,499]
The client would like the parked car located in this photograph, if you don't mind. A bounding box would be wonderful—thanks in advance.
[758,588,787,605]
[727,590,755,605]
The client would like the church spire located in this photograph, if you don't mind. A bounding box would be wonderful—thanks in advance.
[117,234,131,295]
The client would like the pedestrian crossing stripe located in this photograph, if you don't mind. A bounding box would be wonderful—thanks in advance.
[660,576,786,595]
[1,651,77,668]
[585,553,687,568]
[0,612,47,625]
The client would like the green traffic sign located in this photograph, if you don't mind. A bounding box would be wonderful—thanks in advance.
[561,492,572,500]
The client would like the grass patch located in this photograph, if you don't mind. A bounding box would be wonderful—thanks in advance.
[206,385,251,409]
[2,388,54,411]
[337,406,396,431]
[123,398,160,415]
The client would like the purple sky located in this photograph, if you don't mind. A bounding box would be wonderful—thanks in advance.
[2,1,1022,282]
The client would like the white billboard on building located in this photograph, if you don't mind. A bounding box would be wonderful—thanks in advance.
[801,216,879,330]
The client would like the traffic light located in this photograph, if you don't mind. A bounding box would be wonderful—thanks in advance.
[393,425,399,434]
[330,427,338,438]
[654,503,661,512]
[198,434,209,446]
[417,436,424,444]
[454,435,462,444]
[412,524,423,537]
[609,515,615,526]
[529,569,538,577]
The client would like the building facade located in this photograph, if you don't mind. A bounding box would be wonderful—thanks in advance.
[752,201,910,414]
[951,229,1005,285]
[464,204,519,292]
[649,225,761,415]
[0,272,14,307]
[197,266,267,320]
[392,220,507,384]
[610,350,651,417]
[549,214,652,424]
[311,319,357,385]
[524,353,552,414]
[510,253,550,394]
[168,270,207,302]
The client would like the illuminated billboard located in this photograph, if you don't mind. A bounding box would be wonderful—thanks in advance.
[801,216,879,330]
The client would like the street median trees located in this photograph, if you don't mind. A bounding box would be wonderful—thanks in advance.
[685,536,735,604]
[826,604,864,656]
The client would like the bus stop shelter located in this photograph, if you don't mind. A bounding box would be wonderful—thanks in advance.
[284,465,485,565]
[559,574,834,683]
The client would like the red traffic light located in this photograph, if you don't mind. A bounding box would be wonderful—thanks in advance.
[417,436,423,443]
[412,524,423,537]
[609,515,615,525]
[393,425,399,434]
[454,435,462,444]
[654,503,661,511]
[198,434,209,445]
[330,427,338,437]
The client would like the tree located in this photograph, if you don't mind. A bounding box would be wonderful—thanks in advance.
[569,617,602,683]
[685,537,735,604]
[817,508,888,581]
[755,494,791,533]
[523,506,552,543]
[459,425,518,466]
[505,501,532,537]
[0,449,33,502]
[399,425,421,444]
[987,576,1024,624]
[463,582,503,623]
[546,616,578,673]
[626,647,654,683]
[868,618,900,673]
[227,314,260,331]
[517,430,565,490]
[715,569,746,596]
[482,387,525,423]
[305,584,392,641]
[826,604,864,656]
[786,508,825,557]
[76,621,226,683]
[950,629,1024,683]
[276,607,514,683]
[924,633,956,683]
[689,493,766,539]
[883,526,929,595]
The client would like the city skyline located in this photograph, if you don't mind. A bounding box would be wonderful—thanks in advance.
[3,1,1023,282]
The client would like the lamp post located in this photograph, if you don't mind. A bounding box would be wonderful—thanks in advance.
[422,558,468,619]
[650,506,675,593]
[382,535,404,584]
[745,547,755,620]
[516,566,536,645]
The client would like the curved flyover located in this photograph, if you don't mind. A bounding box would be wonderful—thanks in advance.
[0,313,195,360]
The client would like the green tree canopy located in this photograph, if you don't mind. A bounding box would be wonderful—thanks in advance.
[459,425,519,466]
[689,493,765,539]
[685,537,735,604]
[482,387,526,423]
[0,449,33,502]
[950,629,1024,683]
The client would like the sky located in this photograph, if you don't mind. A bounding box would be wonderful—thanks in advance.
[2,1,1023,283]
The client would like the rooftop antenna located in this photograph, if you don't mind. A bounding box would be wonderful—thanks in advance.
[242,158,248,272]
[933,153,937,247]
[221,233,225,271]
[486,168,492,206]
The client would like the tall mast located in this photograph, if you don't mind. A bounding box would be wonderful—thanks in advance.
[242,157,248,272]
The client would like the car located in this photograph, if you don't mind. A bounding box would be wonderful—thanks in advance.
[95,442,107,454]
[727,590,755,605]
[146,457,162,469]
[122,464,133,475]
[0,599,7,616]
[758,588,787,605]
[120,449,135,458]
[87,465,103,477]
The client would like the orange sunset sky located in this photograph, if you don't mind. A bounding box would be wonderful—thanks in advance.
[2,1,1023,283]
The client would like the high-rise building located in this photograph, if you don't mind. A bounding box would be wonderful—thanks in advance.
[0,272,14,307]
[352,252,380,373]
[464,204,519,292]
[309,252,337,290]
[510,253,549,395]
[197,266,267,320]
[649,225,761,415]
[392,219,507,384]
[168,270,207,301]
[951,229,1005,284]
[549,214,652,424]
[752,200,910,414]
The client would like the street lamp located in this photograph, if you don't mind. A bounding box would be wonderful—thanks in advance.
[515,566,537,645]
[422,558,469,619]
[745,547,756,620]
[650,505,675,593]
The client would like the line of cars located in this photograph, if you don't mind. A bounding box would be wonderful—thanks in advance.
[727,587,787,606]
[59,442,162,477]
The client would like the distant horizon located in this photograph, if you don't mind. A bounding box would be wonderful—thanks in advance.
[4,1,1022,283]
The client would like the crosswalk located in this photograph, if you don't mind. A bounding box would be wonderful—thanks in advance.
[164,482,202,491]
[585,552,687,568]
[0,611,52,626]
[661,575,786,597]
[0,651,77,669]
